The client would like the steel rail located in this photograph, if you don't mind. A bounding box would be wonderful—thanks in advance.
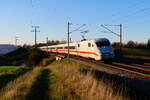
[112,62,150,73]
[145,63,150,66]
[132,64,150,69]
[71,57,150,78]
[95,61,150,78]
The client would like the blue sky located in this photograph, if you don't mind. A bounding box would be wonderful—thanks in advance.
[0,0,150,45]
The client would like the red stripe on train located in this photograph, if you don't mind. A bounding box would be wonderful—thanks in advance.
[41,49,99,56]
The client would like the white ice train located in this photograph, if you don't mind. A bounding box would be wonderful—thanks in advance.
[39,38,114,60]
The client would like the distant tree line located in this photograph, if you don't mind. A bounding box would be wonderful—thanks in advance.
[36,40,66,47]
[22,40,67,48]
[23,39,150,49]
[112,39,150,49]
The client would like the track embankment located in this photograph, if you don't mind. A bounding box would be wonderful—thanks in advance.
[70,56,150,80]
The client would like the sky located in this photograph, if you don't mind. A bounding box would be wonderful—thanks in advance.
[0,0,150,45]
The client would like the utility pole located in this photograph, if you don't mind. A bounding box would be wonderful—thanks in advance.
[67,22,86,62]
[46,37,48,52]
[120,24,122,54]
[15,36,19,46]
[67,22,70,61]
[101,24,123,54]
[31,26,40,48]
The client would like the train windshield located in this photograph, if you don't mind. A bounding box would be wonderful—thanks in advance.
[96,40,110,47]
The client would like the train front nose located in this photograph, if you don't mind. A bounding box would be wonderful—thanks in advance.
[99,46,114,59]
[96,39,114,59]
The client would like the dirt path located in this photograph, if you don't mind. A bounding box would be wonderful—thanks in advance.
[26,68,51,100]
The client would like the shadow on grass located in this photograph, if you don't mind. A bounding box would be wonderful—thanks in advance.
[76,61,150,100]
[0,67,31,89]
[92,70,150,100]
[26,68,50,100]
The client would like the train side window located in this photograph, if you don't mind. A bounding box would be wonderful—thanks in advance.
[57,47,63,49]
[64,47,68,49]
[78,44,80,47]
[70,46,75,49]
[88,43,91,47]
[64,46,75,49]
[96,40,110,47]
[92,44,94,47]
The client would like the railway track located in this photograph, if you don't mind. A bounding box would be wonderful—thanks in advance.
[70,56,150,78]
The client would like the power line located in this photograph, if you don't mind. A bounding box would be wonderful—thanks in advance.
[67,22,86,62]
[125,7,150,18]
[110,0,149,23]
[70,24,86,34]
[15,36,19,46]
[30,0,33,7]
[101,24,122,54]
[30,0,35,26]
[81,30,89,40]
[31,26,40,48]
[101,25,120,37]
[111,0,145,18]
[46,37,48,52]
[112,6,150,23]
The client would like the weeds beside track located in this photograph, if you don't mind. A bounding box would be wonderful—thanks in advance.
[49,60,129,100]
[71,56,150,79]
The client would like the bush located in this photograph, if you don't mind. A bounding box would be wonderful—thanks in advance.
[41,55,56,66]
[147,39,150,49]
[41,58,50,66]
[126,41,136,48]
[49,55,55,62]
[25,48,48,67]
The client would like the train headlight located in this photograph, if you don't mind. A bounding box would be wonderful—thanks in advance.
[110,52,113,55]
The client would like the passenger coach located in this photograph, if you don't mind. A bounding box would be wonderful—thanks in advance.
[40,38,114,60]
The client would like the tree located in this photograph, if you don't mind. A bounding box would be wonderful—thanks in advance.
[126,41,136,48]
[147,39,150,49]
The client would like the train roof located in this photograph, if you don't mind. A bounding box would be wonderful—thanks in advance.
[76,38,109,43]
[40,38,110,48]
[94,38,109,42]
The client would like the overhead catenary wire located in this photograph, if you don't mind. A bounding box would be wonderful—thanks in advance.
[110,0,150,24]
[112,6,150,23]
[30,0,33,26]
[111,0,145,18]
[69,24,86,34]
[124,7,150,18]
[30,0,33,7]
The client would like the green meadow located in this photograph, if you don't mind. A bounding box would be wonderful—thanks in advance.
[122,48,150,61]
[0,66,31,89]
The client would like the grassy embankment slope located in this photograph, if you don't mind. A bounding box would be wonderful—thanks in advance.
[0,66,31,89]
[0,47,29,66]
[0,47,32,90]
[0,58,130,100]
[0,52,150,100]
[0,67,42,100]
[48,59,129,100]
[122,48,150,61]
[48,59,150,100]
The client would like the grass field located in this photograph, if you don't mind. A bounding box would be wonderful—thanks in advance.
[122,48,150,61]
[0,66,31,89]
[0,66,19,73]
[0,67,42,100]
[0,58,149,100]
[0,59,129,100]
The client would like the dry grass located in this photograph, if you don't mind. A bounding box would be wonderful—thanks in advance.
[0,67,42,100]
[51,64,129,100]
[0,59,130,100]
